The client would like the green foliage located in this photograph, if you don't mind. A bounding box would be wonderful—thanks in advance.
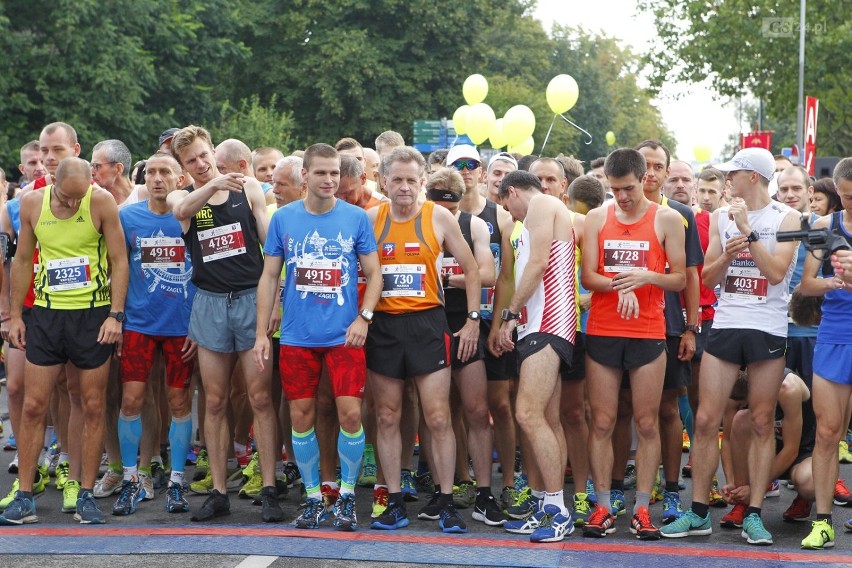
[212,95,297,153]
[638,0,850,156]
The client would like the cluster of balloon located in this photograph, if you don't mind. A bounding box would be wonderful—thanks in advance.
[693,144,712,163]
[541,74,593,153]
[451,75,536,152]
[606,131,616,146]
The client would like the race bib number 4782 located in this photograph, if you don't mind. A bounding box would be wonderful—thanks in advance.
[197,223,246,262]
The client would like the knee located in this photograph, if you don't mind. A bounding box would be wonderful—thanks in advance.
[205,392,228,416]
[561,403,586,428]
[22,396,49,420]
[247,387,272,413]
[694,409,719,436]
[81,393,106,419]
[375,403,401,431]
[489,396,512,422]
[338,408,361,434]
[463,400,489,429]
[633,413,659,440]
[816,420,842,446]
[748,410,774,438]
[316,392,335,413]
[121,394,144,417]
[658,396,679,421]
[167,391,191,418]
[589,412,615,439]
[424,407,451,435]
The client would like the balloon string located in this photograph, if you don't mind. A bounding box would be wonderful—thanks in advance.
[539,115,557,155]
[559,114,594,145]
[450,134,459,147]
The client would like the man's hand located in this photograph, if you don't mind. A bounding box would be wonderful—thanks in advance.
[8,316,25,350]
[727,198,751,234]
[678,331,696,361]
[498,320,517,352]
[181,337,198,363]
[98,316,123,356]
[454,319,479,363]
[616,290,640,319]
[723,234,749,259]
[611,271,653,294]
[345,317,369,348]
[267,308,281,337]
[211,172,247,193]
[253,335,270,372]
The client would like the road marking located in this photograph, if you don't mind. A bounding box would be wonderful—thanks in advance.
[235,555,277,568]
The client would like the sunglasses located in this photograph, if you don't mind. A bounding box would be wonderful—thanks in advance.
[452,159,480,171]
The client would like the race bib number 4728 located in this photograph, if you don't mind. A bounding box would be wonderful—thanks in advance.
[603,240,649,272]
[197,223,246,262]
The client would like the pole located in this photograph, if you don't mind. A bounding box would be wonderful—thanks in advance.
[795,0,806,160]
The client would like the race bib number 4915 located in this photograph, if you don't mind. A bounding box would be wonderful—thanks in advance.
[295,258,342,293]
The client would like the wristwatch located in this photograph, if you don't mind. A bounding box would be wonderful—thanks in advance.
[467,311,481,321]
[747,230,760,243]
[684,324,700,334]
[501,308,520,322]
[108,311,126,322]
[359,308,374,323]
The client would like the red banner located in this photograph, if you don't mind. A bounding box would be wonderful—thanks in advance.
[741,131,773,151]
[803,96,819,176]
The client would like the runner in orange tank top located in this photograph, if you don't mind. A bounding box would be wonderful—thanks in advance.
[580,148,686,540]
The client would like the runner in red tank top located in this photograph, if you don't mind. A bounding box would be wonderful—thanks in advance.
[581,149,686,540]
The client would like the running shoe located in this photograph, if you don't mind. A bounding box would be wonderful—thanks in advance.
[417,491,441,520]
[282,462,301,488]
[720,503,747,528]
[650,472,664,505]
[833,478,852,505]
[662,491,684,524]
[185,446,198,466]
[55,461,70,491]
[610,489,626,517]
[75,491,105,524]
[165,481,190,513]
[190,465,241,495]
[514,472,528,492]
[764,479,781,498]
[0,478,20,510]
[413,470,435,494]
[48,449,59,478]
[191,489,230,522]
[530,505,573,542]
[371,486,389,518]
[801,519,835,549]
[98,453,109,474]
[630,505,661,540]
[4,434,16,451]
[500,486,519,513]
[840,441,852,464]
[235,446,253,468]
[660,509,711,538]
[62,480,79,513]
[401,469,418,502]
[93,469,123,498]
[321,483,340,513]
[260,486,286,523]
[0,491,37,525]
[709,475,726,507]
[623,464,637,490]
[370,500,408,530]
[239,468,264,499]
[783,495,812,522]
[150,461,167,490]
[332,493,357,531]
[358,455,378,487]
[112,479,144,516]
[682,429,691,452]
[193,448,209,481]
[505,504,549,535]
[139,471,155,501]
[33,468,47,495]
[439,502,467,533]
[7,452,18,474]
[586,479,597,505]
[453,480,476,509]
[682,455,692,478]
[506,486,537,519]
[582,504,616,538]
[472,494,506,526]
[573,492,593,526]
[741,512,773,545]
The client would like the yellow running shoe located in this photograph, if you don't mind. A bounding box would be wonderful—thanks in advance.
[801,519,834,549]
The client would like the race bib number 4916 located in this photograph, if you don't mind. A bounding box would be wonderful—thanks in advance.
[46,256,92,291]
[197,223,246,262]
[141,237,186,269]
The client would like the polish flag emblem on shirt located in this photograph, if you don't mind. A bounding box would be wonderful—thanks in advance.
[405,242,420,255]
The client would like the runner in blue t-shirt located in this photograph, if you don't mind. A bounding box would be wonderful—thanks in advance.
[254,144,381,531]
[114,153,198,517]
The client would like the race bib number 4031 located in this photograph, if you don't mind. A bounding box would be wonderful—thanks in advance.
[197,223,246,262]
[46,256,92,291]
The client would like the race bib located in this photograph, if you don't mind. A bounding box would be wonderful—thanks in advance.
[295,258,342,294]
[517,306,529,333]
[603,240,649,272]
[46,256,91,291]
[381,264,426,297]
[356,259,366,286]
[141,237,186,269]
[723,268,768,303]
[440,257,463,287]
[197,223,246,262]
[480,287,495,313]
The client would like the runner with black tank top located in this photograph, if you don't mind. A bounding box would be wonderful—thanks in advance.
[166,125,284,524]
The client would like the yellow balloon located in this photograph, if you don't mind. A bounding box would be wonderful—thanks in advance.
[693,144,712,163]
[605,131,616,146]
[463,74,489,106]
[546,74,579,114]
[453,105,471,136]
[466,103,496,145]
[508,136,534,156]
[503,105,536,147]
[489,118,508,149]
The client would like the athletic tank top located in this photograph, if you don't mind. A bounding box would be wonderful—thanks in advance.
[441,211,473,315]
[476,200,501,319]
[816,212,852,345]
[186,190,264,293]
[713,201,796,337]
[34,185,110,309]
[586,202,667,339]
[374,200,444,314]
[514,224,576,343]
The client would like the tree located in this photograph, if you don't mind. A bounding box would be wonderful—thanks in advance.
[638,0,850,156]
[212,95,297,153]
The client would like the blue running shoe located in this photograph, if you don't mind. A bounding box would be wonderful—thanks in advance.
[610,489,626,517]
[370,500,409,530]
[295,497,328,529]
[165,481,190,513]
[332,493,358,531]
[439,503,467,534]
[661,491,684,524]
[586,479,597,505]
[573,492,593,526]
[401,470,418,502]
[505,505,550,535]
[741,513,773,545]
[3,434,16,452]
[0,492,37,525]
[506,486,538,519]
[75,490,105,524]
[660,509,711,538]
[531,505,574,542]
[112,479,144,516]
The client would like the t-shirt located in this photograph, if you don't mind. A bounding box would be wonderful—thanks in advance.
[120,201,196,336]
[265,199,377,347]
[661,197,703,336]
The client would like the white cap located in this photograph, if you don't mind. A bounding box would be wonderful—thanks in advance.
[713,147,775,181]
[445,144,481,167]
[488,152,519,171]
